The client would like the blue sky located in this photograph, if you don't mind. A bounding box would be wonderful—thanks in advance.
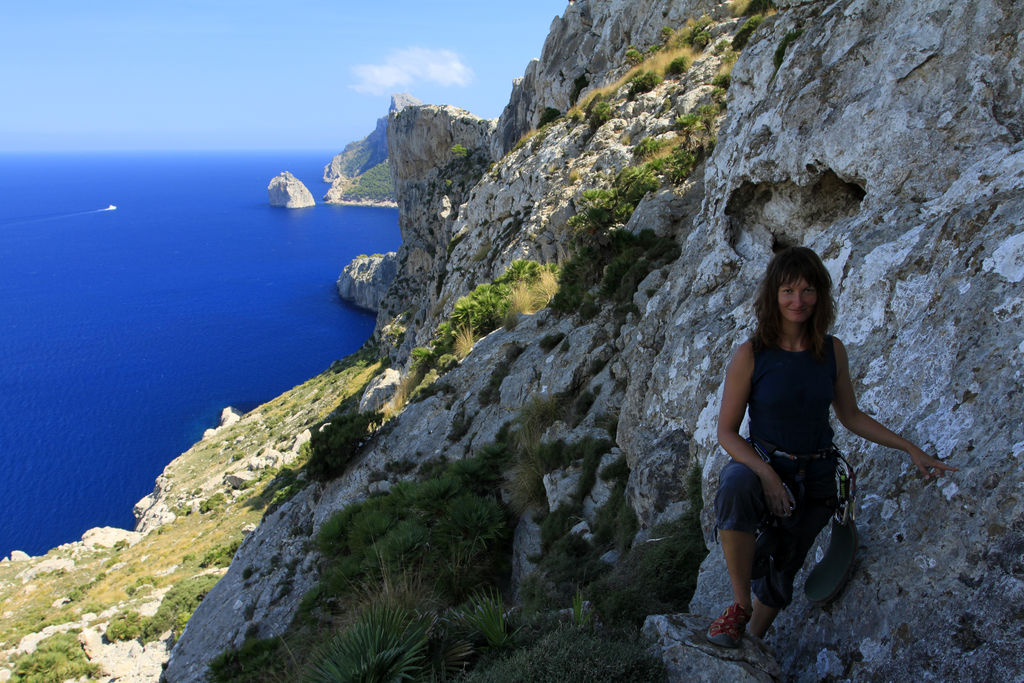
[0,1,564,152]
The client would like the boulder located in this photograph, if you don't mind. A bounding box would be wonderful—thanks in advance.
[358,368,402,413]
[267,171,315,208]
[81,526,142,549]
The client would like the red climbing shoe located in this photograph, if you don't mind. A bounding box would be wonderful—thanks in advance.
[706,602,751,648]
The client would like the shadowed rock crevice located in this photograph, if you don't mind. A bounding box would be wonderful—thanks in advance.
[725,170,866,249]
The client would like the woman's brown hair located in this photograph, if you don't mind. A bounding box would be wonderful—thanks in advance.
[752,246,836,359]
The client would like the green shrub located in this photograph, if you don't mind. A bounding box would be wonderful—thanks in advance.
[106,610,144,642]
[627,71,661,99]
[732,14,766,51]
[200,538,242,568]
[304,604,429,683]
[305,411,378,481]
[451,144,469,158]
[538,107,562,127]
[712,72,731,89]
[200,492,227,515]
[209,636,287,683]
[450,283,511,334]
[665,55,690,76]
[633,136,670,160]
[624,46,644,66]
[462,623,666,683]
[538,332,565,352]
[457,588,517,650]
[666,146,698,184]
[586,98,614,131]
[141,573,221,643]
[12,632,100,682]
[414,261,555,381]
[590,466,707,627]
[315,459,512,604]
[681,16,714,50]
[746,0,776,14]
[774,28,804,70]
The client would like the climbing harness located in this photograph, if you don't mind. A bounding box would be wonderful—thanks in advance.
[747,437,860,604]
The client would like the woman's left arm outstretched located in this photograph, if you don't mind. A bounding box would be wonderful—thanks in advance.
[831,337,958,479]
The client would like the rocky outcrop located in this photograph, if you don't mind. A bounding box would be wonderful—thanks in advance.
[377,104,496,359]
[493,0,731,156]
[165,0,1023,680]
[322,93,420,205]
[267,171,315,208]
[643,613,781,682]
[336,252,398,311]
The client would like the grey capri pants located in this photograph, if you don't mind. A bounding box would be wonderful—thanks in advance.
[714,458,836,609]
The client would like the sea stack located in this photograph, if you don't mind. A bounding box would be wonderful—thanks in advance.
[267,171,315,208]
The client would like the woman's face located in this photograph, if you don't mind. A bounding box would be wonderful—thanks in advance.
[777,278,817,326]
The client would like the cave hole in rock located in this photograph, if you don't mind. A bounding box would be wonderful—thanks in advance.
[725,170,866,251]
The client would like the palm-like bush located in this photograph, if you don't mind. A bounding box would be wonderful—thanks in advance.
[303,604,429,683]
[457,589,517,650]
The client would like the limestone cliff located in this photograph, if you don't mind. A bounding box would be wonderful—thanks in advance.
[335,252,398,311]
[322,93,420,205]
[165,0,1024,680]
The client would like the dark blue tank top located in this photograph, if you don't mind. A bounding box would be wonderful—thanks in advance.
[747,336,836,454]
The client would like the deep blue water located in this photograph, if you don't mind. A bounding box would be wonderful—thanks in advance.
[0,152,400,557]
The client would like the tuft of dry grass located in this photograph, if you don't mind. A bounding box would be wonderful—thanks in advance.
[454,326,476,359]
[533,270,561,309]
[571,43,700,116]
[509,270,561,318]
[384,369,422,420]
[509,283,534,316]
[506,447,549,514]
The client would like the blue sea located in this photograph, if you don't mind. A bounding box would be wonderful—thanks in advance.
[0,152,400,557]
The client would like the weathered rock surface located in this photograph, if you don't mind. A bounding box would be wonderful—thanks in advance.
[267,171,315,208]
[493,0,731,156]
[336,252,398,311]
[644,613,781,682]
[358,367,401,413]
[80,627,173,683]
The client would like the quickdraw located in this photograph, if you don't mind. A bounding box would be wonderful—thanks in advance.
[833,450,857,525]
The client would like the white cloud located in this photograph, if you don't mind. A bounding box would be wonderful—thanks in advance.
[350,47,474,95]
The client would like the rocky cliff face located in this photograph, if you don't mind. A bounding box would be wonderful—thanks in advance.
[335,252,398,311]
[493,0,728,156]
[167,0,1023,680]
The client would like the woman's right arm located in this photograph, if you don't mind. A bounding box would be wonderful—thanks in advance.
[717,342,794,518]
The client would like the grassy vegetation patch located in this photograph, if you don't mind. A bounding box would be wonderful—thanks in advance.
[408,261,558,390]
[462,622,666,683]
[11,632,100,682]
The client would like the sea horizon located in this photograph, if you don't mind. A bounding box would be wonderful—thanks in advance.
[0,151,400,557]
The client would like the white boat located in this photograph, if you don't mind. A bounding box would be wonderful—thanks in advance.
[105,204,117,211]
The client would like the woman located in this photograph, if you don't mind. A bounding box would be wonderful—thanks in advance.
[706,246,956,648]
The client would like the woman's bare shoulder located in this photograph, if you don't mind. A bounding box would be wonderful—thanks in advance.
[728,339,755,371]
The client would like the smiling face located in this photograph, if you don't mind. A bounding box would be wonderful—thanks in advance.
[777,278,818,326]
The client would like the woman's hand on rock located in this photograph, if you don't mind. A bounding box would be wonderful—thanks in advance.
[908,445,958,479]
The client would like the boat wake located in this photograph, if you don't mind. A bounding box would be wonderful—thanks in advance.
[0,205,118,227]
